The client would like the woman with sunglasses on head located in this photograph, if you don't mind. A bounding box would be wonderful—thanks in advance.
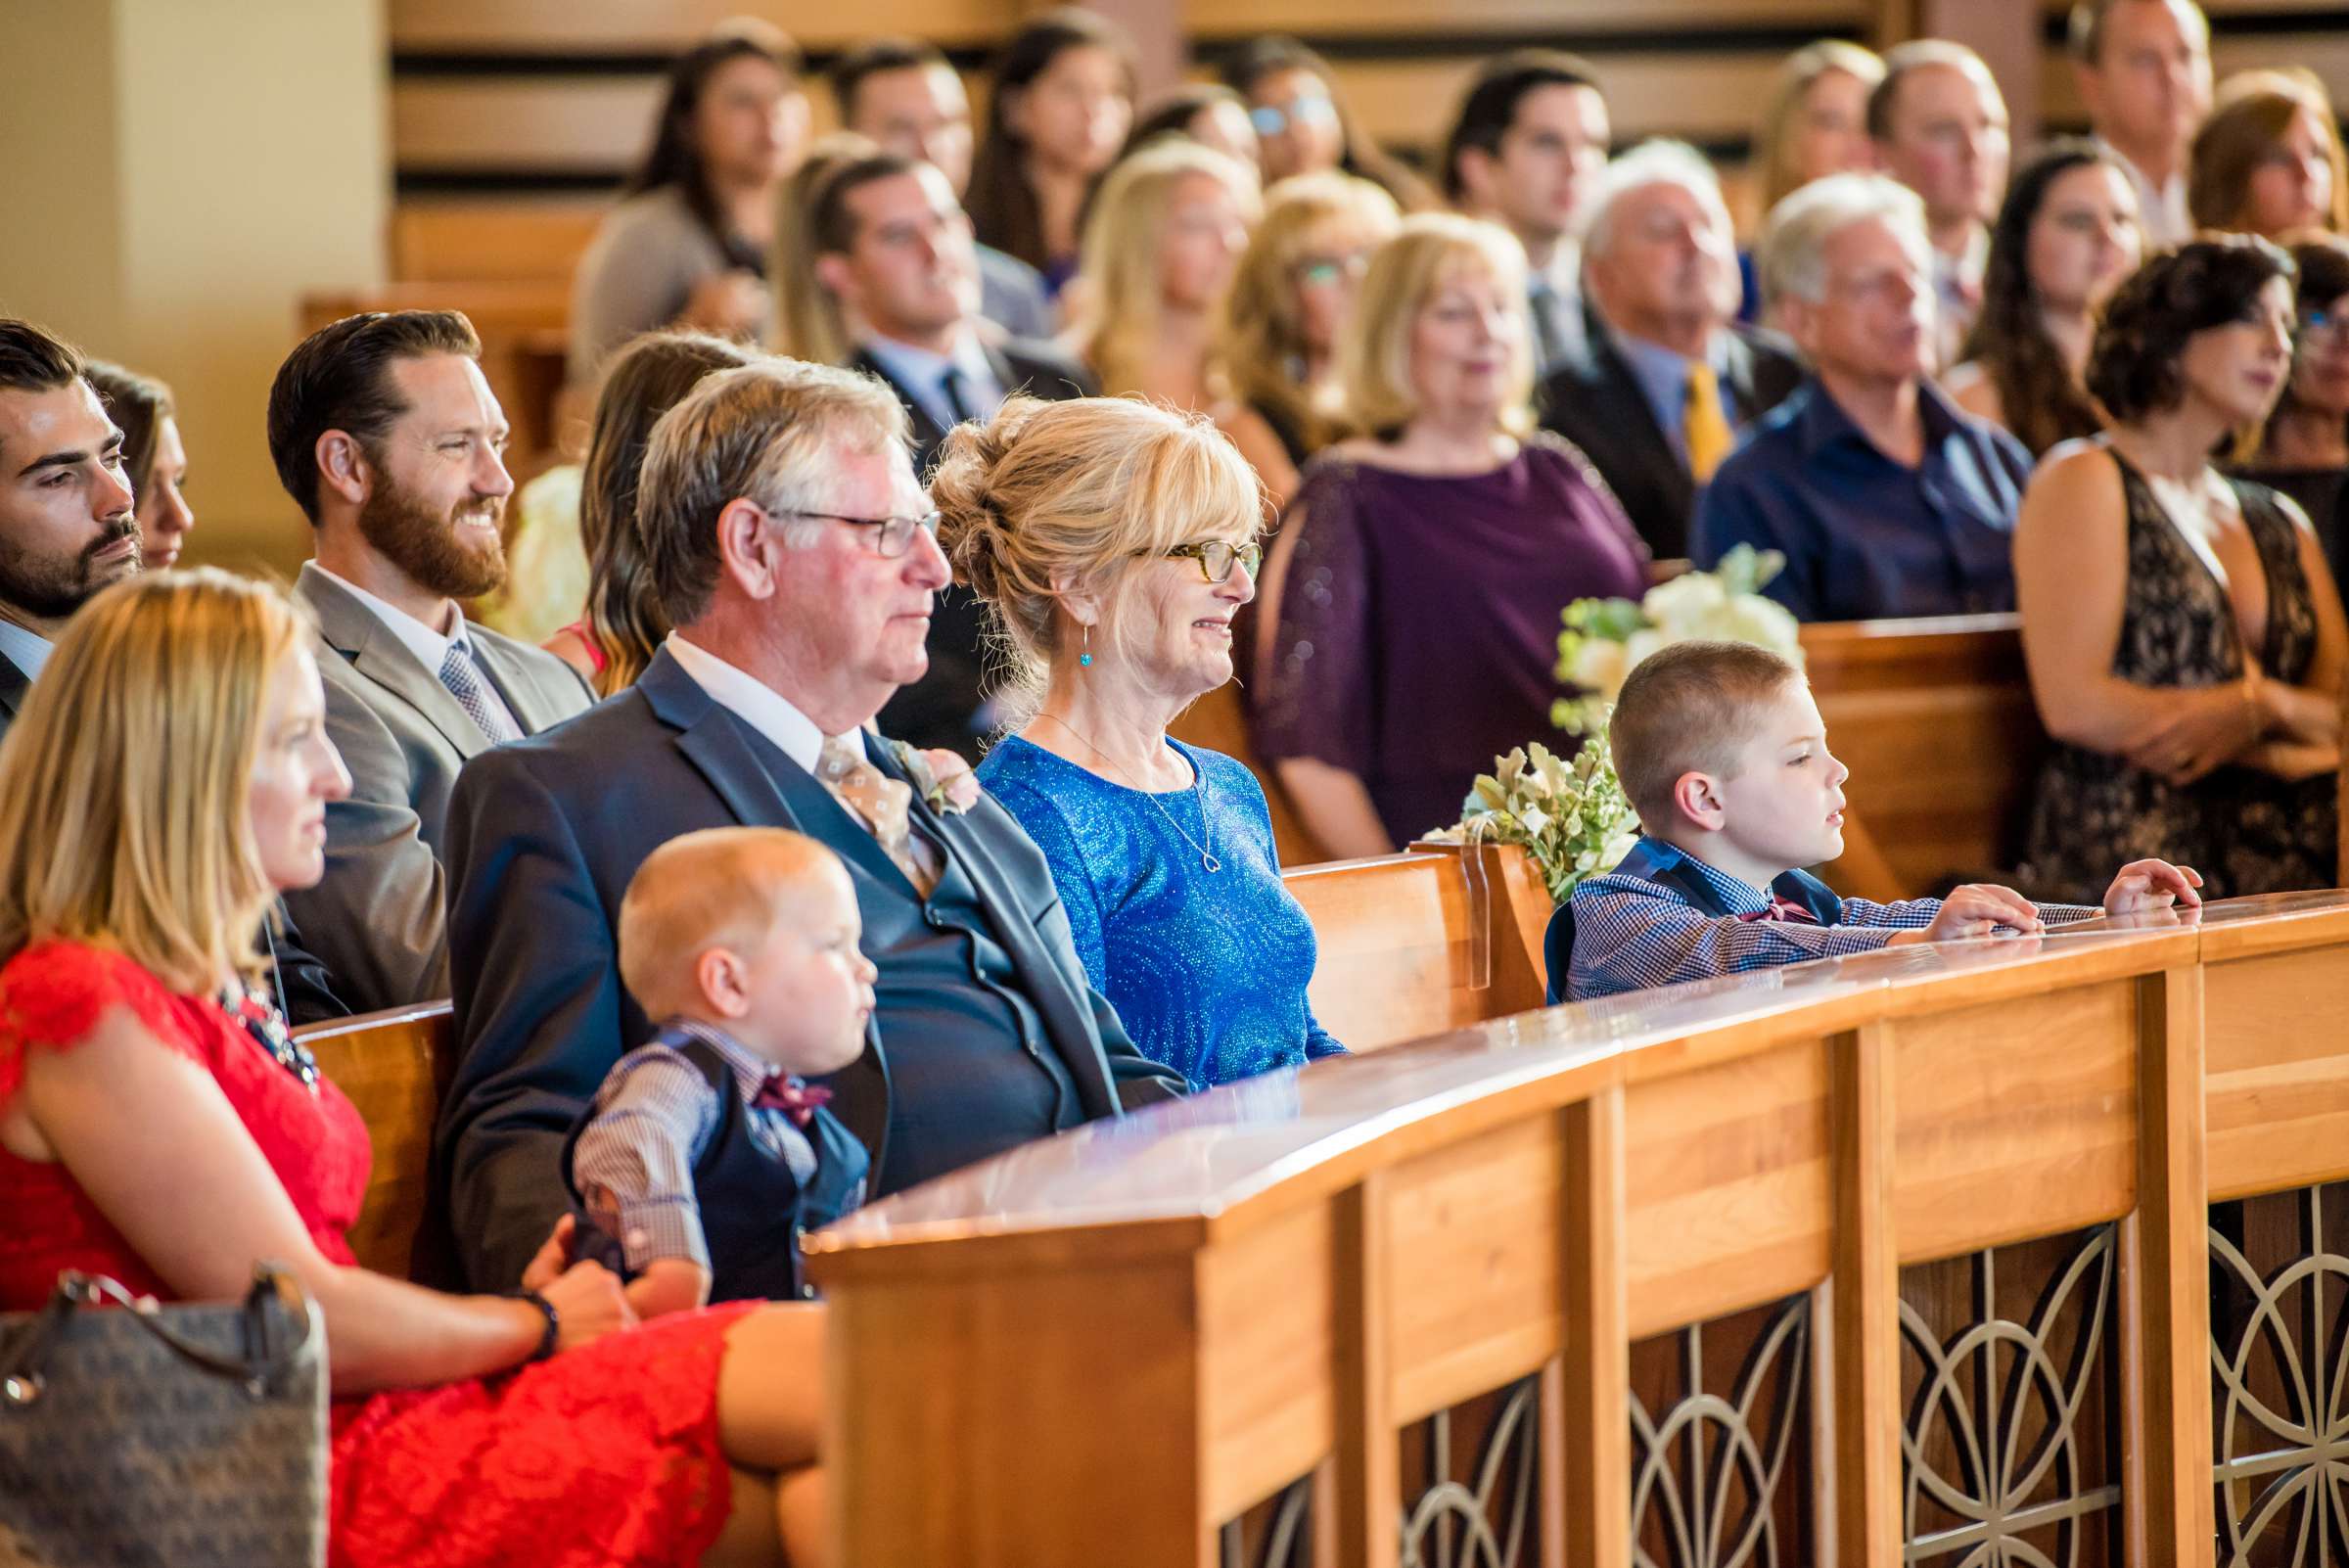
[1221,36,1437,212]
[936,396,1345,1090]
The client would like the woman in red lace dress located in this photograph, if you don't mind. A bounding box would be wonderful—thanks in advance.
[0,570,826,1568]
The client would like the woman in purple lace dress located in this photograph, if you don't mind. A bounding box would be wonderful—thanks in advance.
[1253,213,1650,854]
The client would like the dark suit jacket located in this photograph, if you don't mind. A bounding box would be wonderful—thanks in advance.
[0,651,27,736]
[851,337,1097,759]
[434,647,1183,1287]
[1537,322,1807,559]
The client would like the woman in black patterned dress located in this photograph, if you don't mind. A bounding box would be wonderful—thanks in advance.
[2015,237,2347,901]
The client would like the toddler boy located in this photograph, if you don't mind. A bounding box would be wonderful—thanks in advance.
[1552,641,2202,1002]
[564,826,876,1315]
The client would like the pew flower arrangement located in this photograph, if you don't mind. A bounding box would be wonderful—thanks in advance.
[1549,543,1803,735]
[1422,735,1643,903]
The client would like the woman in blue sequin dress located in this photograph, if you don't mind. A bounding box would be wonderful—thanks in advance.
[933,395,1345,1089]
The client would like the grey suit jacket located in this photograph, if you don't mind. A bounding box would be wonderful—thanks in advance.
[285,563,592,1015]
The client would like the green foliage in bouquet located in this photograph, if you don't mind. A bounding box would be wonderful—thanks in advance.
[1424,736,1642,904]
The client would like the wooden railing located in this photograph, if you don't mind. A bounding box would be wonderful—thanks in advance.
[805,890,2349,1567]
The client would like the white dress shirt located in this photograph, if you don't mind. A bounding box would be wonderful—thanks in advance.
[2100,139,2193,250]
[859,330,1007,434]
[663,632,860,773]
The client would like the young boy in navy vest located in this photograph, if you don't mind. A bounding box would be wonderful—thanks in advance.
[564,826,875,1314]
[1551,641,2204,1002]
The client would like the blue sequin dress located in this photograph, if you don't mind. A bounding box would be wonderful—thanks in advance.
[977,735,1345,1090]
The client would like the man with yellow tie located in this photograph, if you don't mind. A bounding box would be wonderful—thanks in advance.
[1536,140,1805,560]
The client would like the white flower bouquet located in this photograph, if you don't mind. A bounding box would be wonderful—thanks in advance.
[1423,736,1642,904]
[1550,544,1803,735]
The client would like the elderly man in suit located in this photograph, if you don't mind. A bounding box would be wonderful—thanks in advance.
[266,310,593,1017]
[436,357,1180,1287]
[0,319,142,734]
[1539,141,1806,560]
[809,149,1094,759]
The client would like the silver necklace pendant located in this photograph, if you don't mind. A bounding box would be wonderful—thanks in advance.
[1200,850,1221,873]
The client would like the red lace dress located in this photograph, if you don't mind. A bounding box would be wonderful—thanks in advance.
[0,939,758,1568]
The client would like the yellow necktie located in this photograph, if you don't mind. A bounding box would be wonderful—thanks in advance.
[1683,360,1733,484]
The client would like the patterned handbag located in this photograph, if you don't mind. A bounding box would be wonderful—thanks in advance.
[0,1264,328,1568]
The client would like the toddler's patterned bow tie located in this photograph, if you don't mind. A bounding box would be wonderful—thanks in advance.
[751,1076,833,1127]
[1737,896,1821,925]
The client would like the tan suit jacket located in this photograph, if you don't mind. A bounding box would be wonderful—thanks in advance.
[284,563,593,1014]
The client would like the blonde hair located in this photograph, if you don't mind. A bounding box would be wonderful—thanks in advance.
[1754,40,1887,211]
[772,132,882,365]
[1074,140,1262,397]
[2188,70,2349,237]
[1339,213,1534,439]
[618,826,849,1020]
[1218,172,1401,456]
[932,393,1265,715]
[0,570,305,993]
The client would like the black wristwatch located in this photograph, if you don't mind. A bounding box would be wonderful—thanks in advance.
[507,1288,559,1362]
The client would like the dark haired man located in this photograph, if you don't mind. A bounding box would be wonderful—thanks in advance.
[811,152,1093,758]
[1440,50,1610,374]
[268,310,592,1015]
[829,37,1054,340]
[0,319,140,733]
[1868,41,2011,369]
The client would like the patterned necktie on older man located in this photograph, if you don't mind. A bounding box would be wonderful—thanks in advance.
[815,735,941,898]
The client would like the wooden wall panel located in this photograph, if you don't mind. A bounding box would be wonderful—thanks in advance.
[825,1257,1210,1568]
[1382,1116,1567,1425]
[1182,0,1865,40]
[1890,981,2140,1265]
[390,0,1019,53]
[1622,1038,1833,1341]
[2202,944,2349,1201]
[1198,1201,1338,1524]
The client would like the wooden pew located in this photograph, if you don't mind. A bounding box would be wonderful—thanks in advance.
[301,844,1555,1276]
[296,1001,455,1280]
[805,892,2349,1568]
[1803,613,2043,903]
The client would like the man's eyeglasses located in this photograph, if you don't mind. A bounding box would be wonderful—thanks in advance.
[1248,94,1337,139]
[783,508,943,559]
[1137,539,1264,583]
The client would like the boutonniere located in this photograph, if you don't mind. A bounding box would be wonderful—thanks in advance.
[896,742,983,815]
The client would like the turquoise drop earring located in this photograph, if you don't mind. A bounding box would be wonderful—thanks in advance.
[1079,623,1092,668]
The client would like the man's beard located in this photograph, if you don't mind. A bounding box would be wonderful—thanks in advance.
[0,513,143,623]
[355,479,508,602]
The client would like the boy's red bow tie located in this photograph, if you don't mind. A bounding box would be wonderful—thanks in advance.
[751,1077,832,1127]
[1737,896,1821,925]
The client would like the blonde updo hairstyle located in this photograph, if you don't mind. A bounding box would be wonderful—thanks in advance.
[932,394,1266,715]
[1340,212,1534,440]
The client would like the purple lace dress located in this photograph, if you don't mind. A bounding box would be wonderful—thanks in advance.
[1255,436,1650,844]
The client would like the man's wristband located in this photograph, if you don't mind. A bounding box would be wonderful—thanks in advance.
[506,1288,559,1362]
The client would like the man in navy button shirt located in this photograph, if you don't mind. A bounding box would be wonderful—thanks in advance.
[1691,172,2032,623]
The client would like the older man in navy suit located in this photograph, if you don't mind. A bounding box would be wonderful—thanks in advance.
[435,356,1182,1288]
